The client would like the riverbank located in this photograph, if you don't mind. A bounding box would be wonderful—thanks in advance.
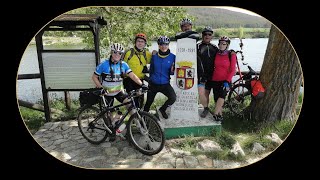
[28,27,269,46]
[212,28,270,38]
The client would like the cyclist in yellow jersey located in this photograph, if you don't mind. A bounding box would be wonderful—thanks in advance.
[123,33,152,108]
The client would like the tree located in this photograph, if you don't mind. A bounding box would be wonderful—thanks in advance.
[68,7,188,59]
[250,25,303,123]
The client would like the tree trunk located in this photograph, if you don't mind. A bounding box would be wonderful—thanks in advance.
[251,25,303,123]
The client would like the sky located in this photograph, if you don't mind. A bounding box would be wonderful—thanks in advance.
[216,7,261,17]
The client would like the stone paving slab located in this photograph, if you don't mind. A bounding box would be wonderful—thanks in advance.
[31,119,262,169]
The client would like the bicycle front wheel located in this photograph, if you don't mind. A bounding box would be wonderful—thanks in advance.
[127,111,165,156]
[77,106,109,144]
[226,83,252,116]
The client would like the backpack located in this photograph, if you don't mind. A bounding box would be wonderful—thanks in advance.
[250,77,265,99]
[123,48,148,65]
[79,88,100,107]
[228,49,236,63]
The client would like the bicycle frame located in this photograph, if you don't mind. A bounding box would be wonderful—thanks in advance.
[92,91,147,135]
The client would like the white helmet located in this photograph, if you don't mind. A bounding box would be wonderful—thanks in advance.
[110,43,124,53]
[219,36,231,44]
[180,18,192,27]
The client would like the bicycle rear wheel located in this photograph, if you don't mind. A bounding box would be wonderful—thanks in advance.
[77,106,109,144]
[127,111,165,156]
[226,83,252,116]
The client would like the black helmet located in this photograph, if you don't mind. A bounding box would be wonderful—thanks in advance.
[202,26,213,34]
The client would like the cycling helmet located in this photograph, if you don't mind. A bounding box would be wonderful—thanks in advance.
[157,36,170,45]
[180,18,193,27]
[202,26,213,34]
[135,33,147,42]
[110,43,124,53]
[219,36,231,44]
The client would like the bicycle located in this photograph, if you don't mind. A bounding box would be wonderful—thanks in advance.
[225,50,259,117]
[77,88,165,156]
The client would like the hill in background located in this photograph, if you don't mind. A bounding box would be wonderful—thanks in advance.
[186,7,271,28]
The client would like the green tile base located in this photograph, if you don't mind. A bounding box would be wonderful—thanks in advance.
[164,125,221,139]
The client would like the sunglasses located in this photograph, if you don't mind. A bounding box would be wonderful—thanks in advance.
[159,43,169,46]
[203,33,212,36]
[112,51,123,55]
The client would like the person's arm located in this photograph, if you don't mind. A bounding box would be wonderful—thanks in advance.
[146,51,152,64]
[92,74,103,88]
[92,62,104,88]
[128,72,143,86]
[170,55,175,75]
[175,30,199,40]
[122,61,143,86]
[227,53,237,82]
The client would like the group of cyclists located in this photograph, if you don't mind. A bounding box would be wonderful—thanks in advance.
[92,18,236,123]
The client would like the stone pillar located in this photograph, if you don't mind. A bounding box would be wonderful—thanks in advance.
[161,38,221,139]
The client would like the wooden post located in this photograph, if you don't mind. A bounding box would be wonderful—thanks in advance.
[64,91,71,110]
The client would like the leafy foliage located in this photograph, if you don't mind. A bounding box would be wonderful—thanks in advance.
[66,7,188,59]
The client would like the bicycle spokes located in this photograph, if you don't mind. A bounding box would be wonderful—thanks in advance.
[227,84,251,116]
[78,106,109,144]
[127,111,165,155]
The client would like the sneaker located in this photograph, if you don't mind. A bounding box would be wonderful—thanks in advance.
[212,114,218,121]
[159,108,168,119]
[217,115,224,122]
[200,107,209,118]
[212,114,223,122]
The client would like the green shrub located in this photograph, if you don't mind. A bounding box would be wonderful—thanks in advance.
[19,107,45,132]
[217,131,236,149]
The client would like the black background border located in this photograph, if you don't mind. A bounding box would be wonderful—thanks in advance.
[9,0,310,178]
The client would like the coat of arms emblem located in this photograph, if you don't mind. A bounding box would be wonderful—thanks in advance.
[176,61,194,90]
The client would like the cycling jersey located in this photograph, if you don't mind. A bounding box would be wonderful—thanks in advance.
[197,42,218,82]
[212,52,236,82]
[149,53,175,85]
[94,59,132,96]
[123,48,151,79]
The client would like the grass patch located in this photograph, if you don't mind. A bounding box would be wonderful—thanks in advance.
[19,98,82,133]
[150,97,167,111]
[258,120,295,140]
[19,107,45,132]
[216,131,236,149]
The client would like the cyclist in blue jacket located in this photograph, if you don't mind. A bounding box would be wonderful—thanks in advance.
[143,36,176,119]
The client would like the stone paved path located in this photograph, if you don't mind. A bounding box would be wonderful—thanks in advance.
[32,120,262,169]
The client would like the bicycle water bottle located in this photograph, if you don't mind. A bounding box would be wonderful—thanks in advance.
[112,111,123,127]
[116,124,126,140]
[116,123,126,134]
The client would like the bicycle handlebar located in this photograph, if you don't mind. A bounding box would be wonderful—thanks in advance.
[91,87,148,99]
[127,88,148,99]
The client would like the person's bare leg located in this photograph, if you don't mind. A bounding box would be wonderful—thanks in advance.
[123,98,136,115]
[199,86,208,108]
[214,98,224,116]
[199,86,210,118]
[205,89,210,107]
